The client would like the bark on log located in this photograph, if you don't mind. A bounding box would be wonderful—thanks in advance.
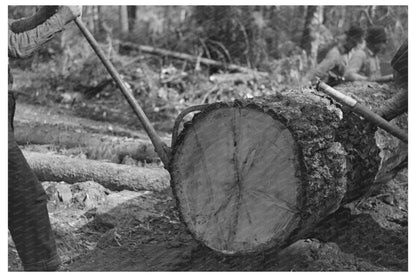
[23,151,170,192]
[15,121,166,163]
[334,81,408,195]
[169,88,397,255]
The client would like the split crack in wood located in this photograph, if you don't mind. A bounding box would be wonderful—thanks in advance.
[226,108,244,247]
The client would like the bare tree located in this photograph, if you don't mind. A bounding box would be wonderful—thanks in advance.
[300,5,324,66]
[127,6,137,31]
[119,6,129,34]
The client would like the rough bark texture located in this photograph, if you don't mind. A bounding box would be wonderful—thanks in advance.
[169,84,405,255]
[170,90,351,254]
[15,121,161,163]
[23,150,170,192]
[334,81,407,199]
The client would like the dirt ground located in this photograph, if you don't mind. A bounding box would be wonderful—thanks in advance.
[8,80,408,271]
[8,169,407,271]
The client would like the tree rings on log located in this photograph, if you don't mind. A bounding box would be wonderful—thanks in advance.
[170,94,350,255]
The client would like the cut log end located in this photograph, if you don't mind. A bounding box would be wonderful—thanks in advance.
[170,88,393,255]
[171,105,302,254]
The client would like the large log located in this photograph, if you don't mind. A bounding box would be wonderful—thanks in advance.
[23,151,170,192]
[15,121,164,163]
[169,88,399,255]
[333,82,408,196]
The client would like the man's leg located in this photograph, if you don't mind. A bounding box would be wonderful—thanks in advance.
[8,93,60,271]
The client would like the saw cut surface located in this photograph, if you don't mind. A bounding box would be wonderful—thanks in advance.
[171,106,302,254]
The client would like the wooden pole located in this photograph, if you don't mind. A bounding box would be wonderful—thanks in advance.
[74,18,171,168]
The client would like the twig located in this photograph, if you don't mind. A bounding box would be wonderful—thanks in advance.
[208,39,232,63]
[119,42,268,76]
[235,18,251,68]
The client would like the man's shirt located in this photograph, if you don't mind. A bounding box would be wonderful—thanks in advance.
[313,46,344,80]
[8,8,72,89]
[307,44,356,84]
[345,47,381,80]
[8,7,73,59]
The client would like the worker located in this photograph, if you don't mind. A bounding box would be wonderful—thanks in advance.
[344,26,387,81]
[376,39,408,121]
[8,6,82,271]
[305,25,364,86]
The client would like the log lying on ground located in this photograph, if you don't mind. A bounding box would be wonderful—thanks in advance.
[209,72,267,85]
[169,88,400,255]
[334,82,408,196]
[23,151,170,192]
[15,121,168,163]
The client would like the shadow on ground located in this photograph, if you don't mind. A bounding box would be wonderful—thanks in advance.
[9,171,407,272]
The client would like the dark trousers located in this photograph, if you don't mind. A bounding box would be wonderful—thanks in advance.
[8,91,60,271]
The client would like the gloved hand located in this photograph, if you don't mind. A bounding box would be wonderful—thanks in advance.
[58,6,82,24]
[66,6,83,18]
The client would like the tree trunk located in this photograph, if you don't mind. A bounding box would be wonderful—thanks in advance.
[169,87,404,255]
[85,6,96,34]
[300,6,324,68]
[93,5,101,34]
[127,6,137,31]
[338,6,347,28]
[24,151,170,192]
[300,6,318,55]
[119,6,129,34]
[14,121,165,163]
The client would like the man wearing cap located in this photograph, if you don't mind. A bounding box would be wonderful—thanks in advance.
[305,25,364,86]
[344,26,387,81]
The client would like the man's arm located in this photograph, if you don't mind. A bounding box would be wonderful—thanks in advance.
[376,90,408,121]
[313,50,340,79]
[344,49,368,81]
[391,39,408,88]
[305,48,339,82]
[8,6,80,59]
[10,6,58,33]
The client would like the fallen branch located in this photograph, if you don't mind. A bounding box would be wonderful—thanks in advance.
[119,42,268,76]
[208,72,266,84]
[83,78,114,99]
[15,121,169,163]
[23,150,170,192]
[373,74,394,83]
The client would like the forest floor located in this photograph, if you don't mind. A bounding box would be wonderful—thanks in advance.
[8,67,408,271]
